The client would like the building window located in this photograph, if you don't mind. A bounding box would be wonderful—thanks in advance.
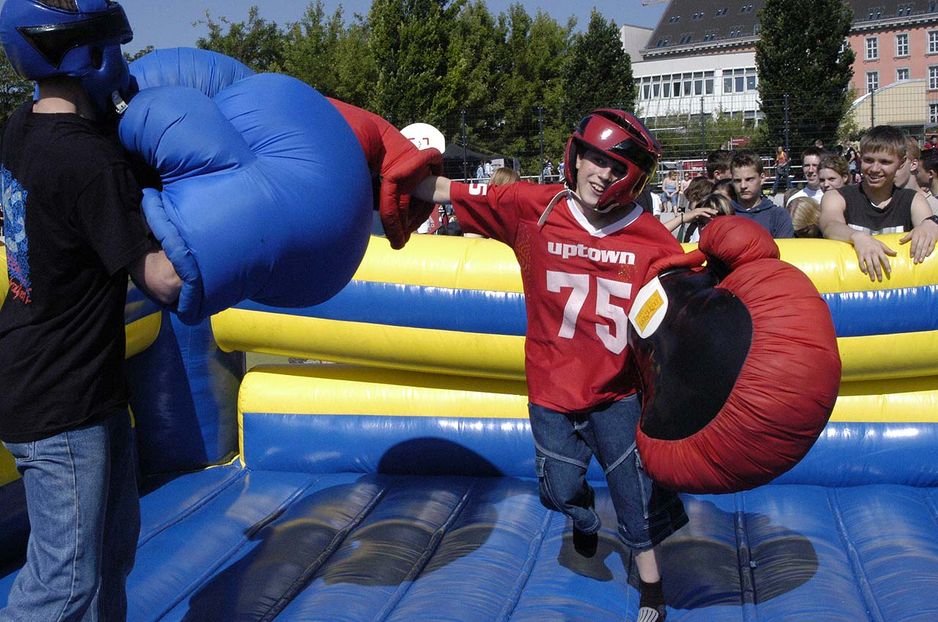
[740,3,754,13]
[705,71,715,95]
[679,33,693,44]
[930,66,938,89]
[897,67,910,81]
[930,31,938,53]
[668,15,680,23]
[867,6,884,20]
[703,31,717,42]
[692,11,704,20]
[866,37,879,60]
[715,7,728,16]
[723,68,757,93]
[930,103,938,124]
[896,33,909,57]
[897,2,914,16]
[867,71,879,93]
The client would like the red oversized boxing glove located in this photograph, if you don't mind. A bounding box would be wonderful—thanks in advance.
[328,98,443,249]
[629,216,841,493]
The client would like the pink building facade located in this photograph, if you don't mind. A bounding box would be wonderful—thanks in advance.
[847,12,938,127]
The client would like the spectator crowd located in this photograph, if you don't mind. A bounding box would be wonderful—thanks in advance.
[415,126,938,282]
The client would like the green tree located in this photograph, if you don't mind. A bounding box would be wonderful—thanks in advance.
[493,5,570,173]
[280,1,344,96]
[0,53,31,122]
[434,1,502,150]
[124,46,155,63]
[196,6,286,72]
[366,0,460,126]
[561,10,635,126]
[331,16,378,107]
[755,0,854,154]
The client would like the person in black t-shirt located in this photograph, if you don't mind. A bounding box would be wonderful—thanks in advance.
[820,125,938,282]
[0,2,180,620]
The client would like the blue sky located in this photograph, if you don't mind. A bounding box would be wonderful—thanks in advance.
[121,0,667,54]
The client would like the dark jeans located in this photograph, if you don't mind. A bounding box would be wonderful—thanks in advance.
[772,165,792,193]
[529,395,687,550]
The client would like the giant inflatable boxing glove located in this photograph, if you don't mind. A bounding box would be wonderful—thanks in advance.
[327,99,443,249]
[119,48,372,323]
[627,217,841,493]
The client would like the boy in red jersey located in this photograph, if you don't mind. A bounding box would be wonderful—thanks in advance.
[413,110,687,622]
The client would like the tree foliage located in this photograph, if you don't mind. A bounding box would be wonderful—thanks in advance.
[755,0,854,154]
[0,53,31,122]
[0,2,659,174]
[562,10,634,126]
[366,0,460,126]
[196,6,285,72]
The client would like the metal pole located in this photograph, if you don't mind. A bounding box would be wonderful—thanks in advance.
[461,109,467,181]
[783,93,790,153]
[700,96,706,162]
[870,90,875,128]
[538,106,545,183]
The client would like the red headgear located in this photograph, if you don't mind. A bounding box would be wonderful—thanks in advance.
[563,109,661,212]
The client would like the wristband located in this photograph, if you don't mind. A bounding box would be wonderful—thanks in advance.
[926,215,938,226]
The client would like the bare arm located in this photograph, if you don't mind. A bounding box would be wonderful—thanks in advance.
[412,175,452,205]
[129,249,182,306]
[820,189,896,282]
[660,207,717,233]
[900,193,938,263]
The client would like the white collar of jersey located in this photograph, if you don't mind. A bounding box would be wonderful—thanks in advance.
[566,197,642,237]
[536,188,642,235]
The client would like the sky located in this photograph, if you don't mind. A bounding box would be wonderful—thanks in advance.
[121,0,668,55]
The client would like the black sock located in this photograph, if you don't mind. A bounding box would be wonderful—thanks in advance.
[639,579,664,610]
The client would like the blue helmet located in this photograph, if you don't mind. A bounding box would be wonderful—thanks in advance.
[0,0,133,112]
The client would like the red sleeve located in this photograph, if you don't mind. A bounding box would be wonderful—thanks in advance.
[449,181,527,244]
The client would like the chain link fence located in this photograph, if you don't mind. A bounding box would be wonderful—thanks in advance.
[436,85,936,191]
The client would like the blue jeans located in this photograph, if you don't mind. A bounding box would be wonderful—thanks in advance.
[0,410,140,622]
[529,395,687,550]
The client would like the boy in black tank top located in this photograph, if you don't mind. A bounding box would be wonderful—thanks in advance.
[820,125,938,282]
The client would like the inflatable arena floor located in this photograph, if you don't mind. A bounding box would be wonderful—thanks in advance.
[1,233,937,621]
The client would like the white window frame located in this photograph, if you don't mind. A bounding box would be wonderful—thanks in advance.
[929,31,938,54]
[930,103,938,125]
[929,66,938,90]
[897,67,910,81]
[896,33,910,57]
[866,36,879,60]
[867,71,879,94]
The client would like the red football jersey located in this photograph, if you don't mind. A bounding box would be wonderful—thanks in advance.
[450,181,683,413]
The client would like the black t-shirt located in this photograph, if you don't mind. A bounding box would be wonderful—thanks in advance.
[0,102,153,442]
[839,184,916,234]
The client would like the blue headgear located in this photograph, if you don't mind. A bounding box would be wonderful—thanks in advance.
[0,0,133,114]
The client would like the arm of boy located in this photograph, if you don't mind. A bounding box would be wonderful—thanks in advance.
[660,207,717,233]
[413,175,452,205]
[129,249,182,306]
[899,194,938,264]
[820,189,896,282]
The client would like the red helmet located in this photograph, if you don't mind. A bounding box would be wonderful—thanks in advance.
[563,109,661,211]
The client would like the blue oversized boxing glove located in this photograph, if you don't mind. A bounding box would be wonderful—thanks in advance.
[119,48,372,323]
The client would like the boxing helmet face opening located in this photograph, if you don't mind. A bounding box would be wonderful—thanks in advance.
[1,0,133,113]
[564,109,661,213]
